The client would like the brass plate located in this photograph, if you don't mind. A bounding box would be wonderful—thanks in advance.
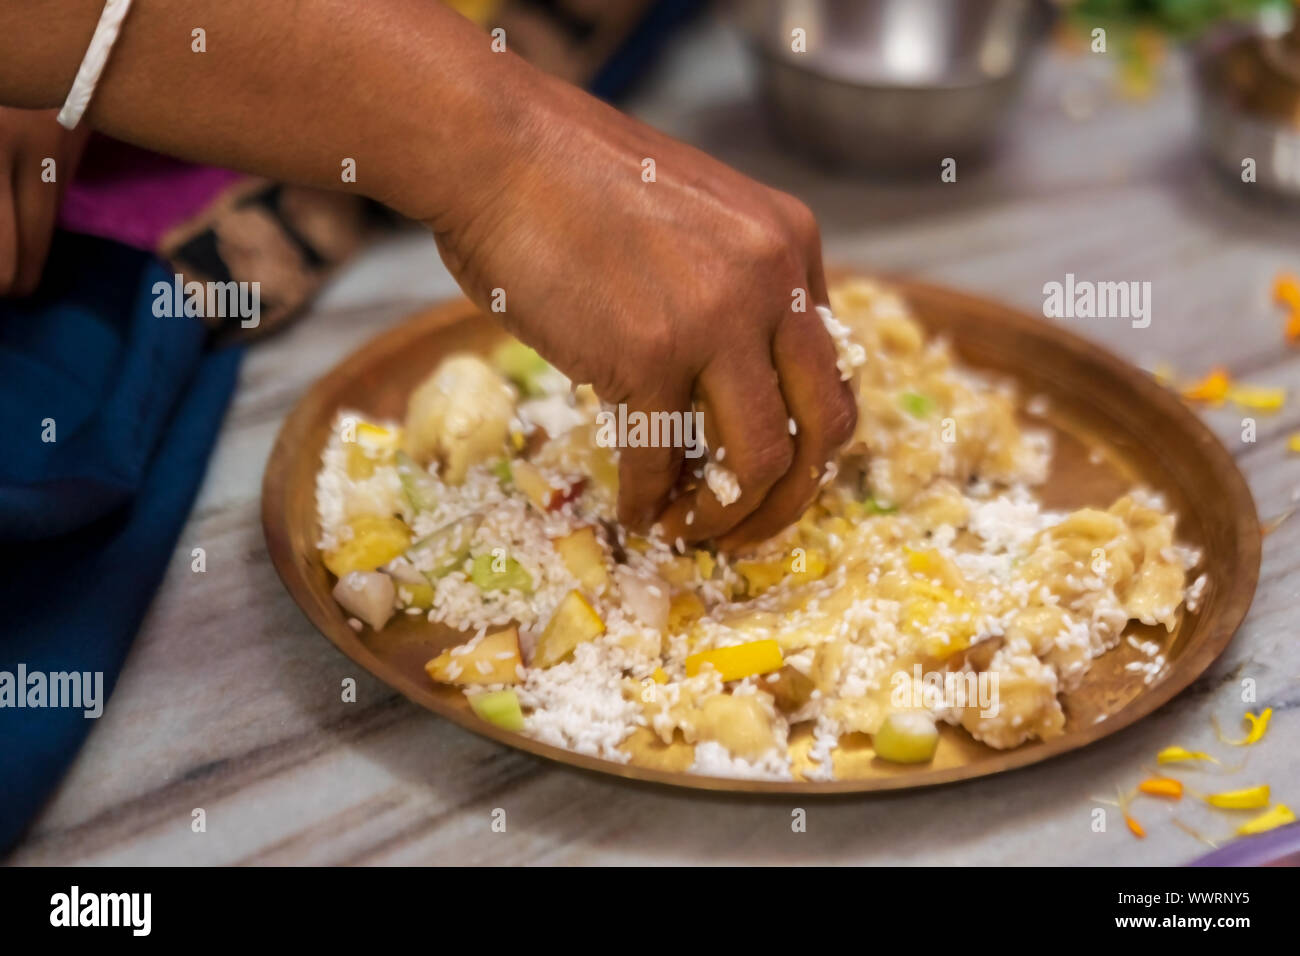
[262,277,1260,793]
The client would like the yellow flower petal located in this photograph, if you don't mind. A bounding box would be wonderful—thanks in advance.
[1157,746,1219,765]
[1215,708,1273,746]
[1227,385,1286,412]
[1205,785,1271,809]
[1181,367,1232,404]
[1236,804,1296,836]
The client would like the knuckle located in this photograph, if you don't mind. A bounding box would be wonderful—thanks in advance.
[744,433,795,487]
[825,388,858,446]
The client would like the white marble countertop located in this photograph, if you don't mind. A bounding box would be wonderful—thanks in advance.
[11,14,1300,865]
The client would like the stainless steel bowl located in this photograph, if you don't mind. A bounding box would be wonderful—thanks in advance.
[1193,16,1300,201]
[733,0,1054,171]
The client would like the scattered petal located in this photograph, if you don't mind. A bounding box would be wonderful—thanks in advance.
[1157,746,1220,765]
[1180,367,1232,404]
[1204,785,1270,810]
[1138,776,1184,799]
[1227,385,1286,412]
[1214,708,1273,747]
[1236,804,1296,836]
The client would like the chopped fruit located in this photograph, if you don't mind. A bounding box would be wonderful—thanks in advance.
[1180,367,1231,404]
[492,339,556,397]
[470,553,534,593]
[323,516,412,577]
[355,421,401,449]
[615,566,670,631]
[345,443,378,480]
[899,391,936,417]
[396,450,439,512]
[468,689,526,731]
[651,667,669,684]
[1236,804,1295,836]
[668,591,707,631]
[736,549,828,595]
[512,459,582,511]
[1204,786,1269,809]
[688,694,777,760]
[425,627,523,685]
[766,665,815,715]
[331,570,396,631]
[533,589,606,668]
[489,458,513,485]
[404,354,513,483]
[398,580,436,610]
[657,554,697,586]
[686,639,784,682]
[553,526,609,595]
[902,580,977,660]
[873,711,940,764]
[405,514,480,579]
[695,549,716,579]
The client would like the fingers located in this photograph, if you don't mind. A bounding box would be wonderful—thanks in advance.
[0,160,16,296]
[717,304,858,549]
[615,380,694,532]
[11,153,58,296]
[657,349,794,544]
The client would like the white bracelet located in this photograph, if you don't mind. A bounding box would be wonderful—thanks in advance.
[56,0,135,130]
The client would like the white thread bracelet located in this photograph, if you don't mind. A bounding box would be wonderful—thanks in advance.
[56,0,135,130]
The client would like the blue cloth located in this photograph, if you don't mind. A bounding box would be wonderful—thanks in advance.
[0,232,241,853]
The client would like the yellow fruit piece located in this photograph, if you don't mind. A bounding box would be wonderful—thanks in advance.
[658,554,697,586]
[1289,433,1300,454]
[399,580,436,609]
[685,639,784,682]
[651,667,669,684]
[736,549,828,594]
[695,549,716,580]
[902,580,976,660]
[552,526,610,595]
[425,627,523,686]
[873,711,939,764]
[668,591,706,632]
[533,589,605,668]
[323,516,411,577]
[355,421,401,449]
[1236,804,1296,836]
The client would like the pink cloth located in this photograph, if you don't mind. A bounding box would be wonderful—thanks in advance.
[58,137,242,252]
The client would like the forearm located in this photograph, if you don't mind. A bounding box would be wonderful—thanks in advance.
[0,0,533,224]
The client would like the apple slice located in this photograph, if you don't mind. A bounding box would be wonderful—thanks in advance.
[425,626,523,685]
[468,689,525,731]
[532,589,605,668]
[553,526,610,595]
[512,460,584,512]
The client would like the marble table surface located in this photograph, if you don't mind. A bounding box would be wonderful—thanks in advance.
[11,14,1300,865]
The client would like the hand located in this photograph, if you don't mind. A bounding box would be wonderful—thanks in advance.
[0,107,87,297]
[426,71,857,550]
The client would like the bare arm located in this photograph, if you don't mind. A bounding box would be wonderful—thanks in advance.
[0,0,858,548]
